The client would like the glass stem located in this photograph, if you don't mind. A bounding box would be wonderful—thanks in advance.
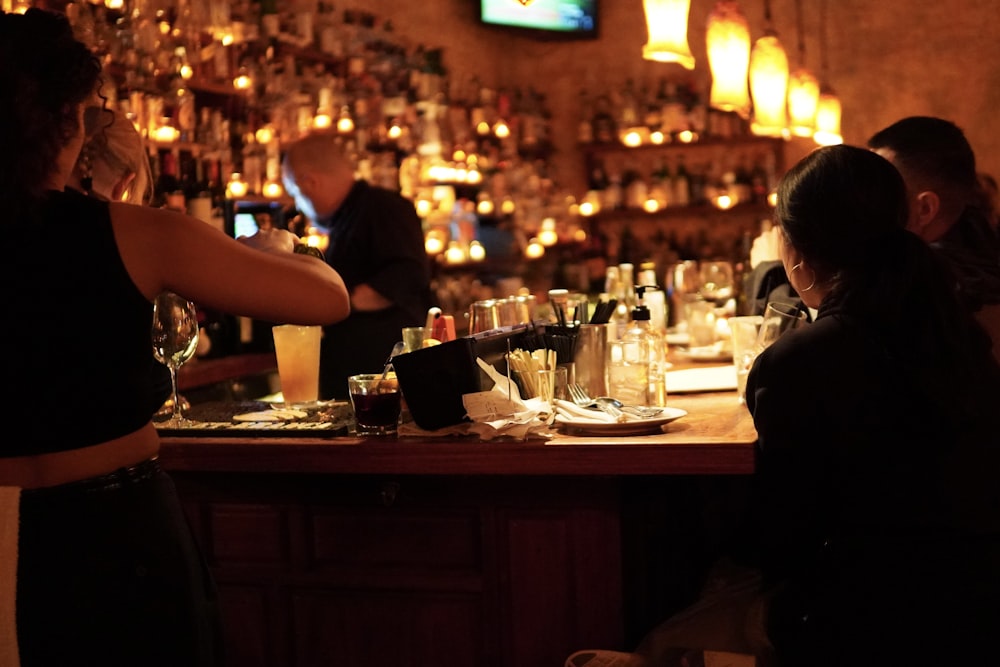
[170,365,183,422]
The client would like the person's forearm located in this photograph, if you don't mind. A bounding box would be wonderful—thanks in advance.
[350,283,393,311]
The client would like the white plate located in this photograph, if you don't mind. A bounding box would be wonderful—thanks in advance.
[268,399,346,411]
[674,345,733,363]
[665,331,690,346]
[556,407,687,436]
[665,365,737,393]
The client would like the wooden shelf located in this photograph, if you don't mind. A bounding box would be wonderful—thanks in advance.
[580,134,785,157]
[586,201,773,224]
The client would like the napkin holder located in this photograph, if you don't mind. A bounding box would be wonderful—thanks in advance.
[392,324,535,430]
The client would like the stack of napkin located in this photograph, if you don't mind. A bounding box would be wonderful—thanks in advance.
[459,359,555,440]
[553,399,644,424]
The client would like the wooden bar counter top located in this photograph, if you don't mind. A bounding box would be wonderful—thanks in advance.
[159,391,755,477]
[158,373,756,667]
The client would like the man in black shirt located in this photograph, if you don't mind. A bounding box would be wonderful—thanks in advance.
[868,116,1000,361]
[282,132,433,399]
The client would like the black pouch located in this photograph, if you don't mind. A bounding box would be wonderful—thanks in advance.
[392,324,536,430]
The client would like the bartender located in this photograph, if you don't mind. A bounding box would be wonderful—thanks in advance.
[282,131,433,399]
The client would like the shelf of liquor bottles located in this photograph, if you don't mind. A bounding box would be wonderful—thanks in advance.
[578,135,784,219]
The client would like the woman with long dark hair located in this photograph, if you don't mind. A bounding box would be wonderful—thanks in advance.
[0,9,349,666]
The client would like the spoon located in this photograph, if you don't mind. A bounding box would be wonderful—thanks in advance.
[371,341,406,390]
[591,397,664,419]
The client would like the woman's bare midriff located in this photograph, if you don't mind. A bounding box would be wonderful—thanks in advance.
[0,422,161,489]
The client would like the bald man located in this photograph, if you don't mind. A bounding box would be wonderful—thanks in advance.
[283,132,433,399]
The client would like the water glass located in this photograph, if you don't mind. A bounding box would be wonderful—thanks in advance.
[729,315,764,404]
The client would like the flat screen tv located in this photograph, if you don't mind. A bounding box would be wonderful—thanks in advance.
[479,0,598,39]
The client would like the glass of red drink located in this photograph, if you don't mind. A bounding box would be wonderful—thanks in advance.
[347,374,402,436]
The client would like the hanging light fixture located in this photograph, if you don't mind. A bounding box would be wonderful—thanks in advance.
[706,0,752,118]
[813,0,843,145]
[786,0,820,137]
[642,0,695,69]
[748,0,789,137]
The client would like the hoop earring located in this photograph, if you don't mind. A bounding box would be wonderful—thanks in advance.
[791,262,816,292]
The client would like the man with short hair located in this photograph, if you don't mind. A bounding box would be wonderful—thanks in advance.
[868,116,1000,361]
[282,131,433,398]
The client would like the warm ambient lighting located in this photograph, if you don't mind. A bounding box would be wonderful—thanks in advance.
[424,229,446,254]
[336,107,355,133]
[262,180,284,198]
[226,173,248,198]
[786,0,819,137]
[813,85,843,145]
[233,71,253,90]
[444,241,467,264]
[812,0,843,146]
[706,0,752,118]
[787,67,820,137]
[468,240,486,261]
[642,0,696,69]
[749,31,789,137]
[255,125,275,144]
[538,218,558,247]
[524,237,545,260]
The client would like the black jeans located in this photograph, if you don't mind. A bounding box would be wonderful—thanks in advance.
[16,460,224,667]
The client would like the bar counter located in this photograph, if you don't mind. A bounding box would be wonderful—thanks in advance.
[159,379,756,667]
[158,391,755,476]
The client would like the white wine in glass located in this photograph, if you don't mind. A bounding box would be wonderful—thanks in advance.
[152,291,199,427]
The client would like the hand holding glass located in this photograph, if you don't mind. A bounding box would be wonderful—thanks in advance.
[151,292,199,427]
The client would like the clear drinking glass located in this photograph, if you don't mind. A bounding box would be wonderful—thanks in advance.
[151,292,200,427]
[755,301,809,350]
[729,315,764,403]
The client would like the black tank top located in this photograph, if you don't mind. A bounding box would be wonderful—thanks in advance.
[1,189,166,456]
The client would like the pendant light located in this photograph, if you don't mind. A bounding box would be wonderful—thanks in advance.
[786,0,819,137]
[748,0,789,137]
[643,0,696,69]
[813,0,843,145]
[706,0,752,118]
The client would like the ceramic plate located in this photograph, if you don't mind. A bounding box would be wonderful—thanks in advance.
[665,366,738,393]
[268,399,347,411]
[674,345,733,363]
[556,407,688,436]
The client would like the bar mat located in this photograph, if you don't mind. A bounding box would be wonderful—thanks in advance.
[154,400,353,437]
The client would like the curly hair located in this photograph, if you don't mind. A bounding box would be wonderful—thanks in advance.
[0,8,102,218]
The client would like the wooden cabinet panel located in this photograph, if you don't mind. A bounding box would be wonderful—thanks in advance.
[499,508,623,667]
[217,585,274,667]
[309,508,481,572]
[208,504,287,567]
[292,590,482,667]
[173,473,626,667]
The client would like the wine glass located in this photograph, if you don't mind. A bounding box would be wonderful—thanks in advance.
[152,291,200,427]
[698,260,735,305]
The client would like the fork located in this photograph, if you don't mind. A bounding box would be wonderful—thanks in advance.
[568,383,625,421]
[568,383,664,419]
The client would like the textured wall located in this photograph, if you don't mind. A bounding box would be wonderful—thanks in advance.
[336,0,1000,197]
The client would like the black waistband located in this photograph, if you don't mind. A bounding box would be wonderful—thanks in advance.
[23,457,162,498]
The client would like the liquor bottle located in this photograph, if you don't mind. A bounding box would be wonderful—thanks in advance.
[672,155,691,207]
[577,87,594,144]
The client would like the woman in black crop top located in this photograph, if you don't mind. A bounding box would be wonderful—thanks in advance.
[0,10,350,667]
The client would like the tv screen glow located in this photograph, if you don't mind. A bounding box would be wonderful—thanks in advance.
[480,0,597,37]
